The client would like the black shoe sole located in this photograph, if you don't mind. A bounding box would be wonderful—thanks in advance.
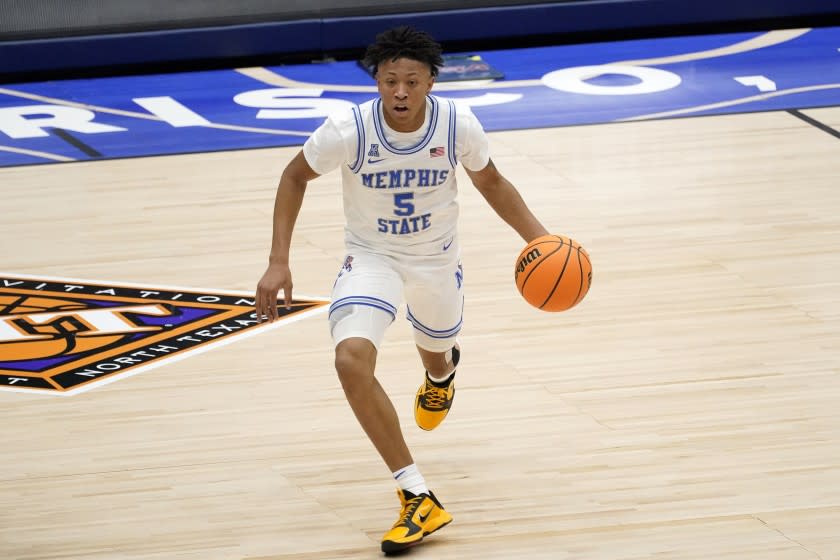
[381,519,452,555]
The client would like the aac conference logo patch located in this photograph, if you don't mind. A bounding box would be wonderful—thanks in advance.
[0,274,328,395]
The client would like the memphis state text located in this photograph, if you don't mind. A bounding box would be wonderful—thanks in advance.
[361,168,450,236]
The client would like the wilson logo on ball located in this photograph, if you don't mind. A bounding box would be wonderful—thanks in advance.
[514,234,592,312]
[515,248,542,279]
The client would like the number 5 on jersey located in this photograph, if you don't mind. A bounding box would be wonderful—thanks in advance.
[376,192,432,234]
[393,192,415,216]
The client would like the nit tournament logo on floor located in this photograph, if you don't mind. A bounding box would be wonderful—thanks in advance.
[0,274,329,395]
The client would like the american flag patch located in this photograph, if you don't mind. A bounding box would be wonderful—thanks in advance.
[429,146,445,157]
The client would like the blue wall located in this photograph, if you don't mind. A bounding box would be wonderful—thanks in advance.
[1,0,838,77]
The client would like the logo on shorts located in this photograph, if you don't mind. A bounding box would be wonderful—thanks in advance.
[0,274,328,395]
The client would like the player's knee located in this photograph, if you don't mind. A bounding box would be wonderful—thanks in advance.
[334,338,376,393]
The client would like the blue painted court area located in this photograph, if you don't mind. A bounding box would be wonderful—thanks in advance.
[1,26,839,167]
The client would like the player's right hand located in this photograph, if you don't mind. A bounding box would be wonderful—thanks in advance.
[255,262,293,323]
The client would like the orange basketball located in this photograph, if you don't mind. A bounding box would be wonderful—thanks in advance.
[514,234,592,312]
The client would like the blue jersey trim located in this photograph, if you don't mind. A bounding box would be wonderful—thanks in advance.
[406,306,463,338]
[329,295,398,319]
[447,99,457,169]
[372,96,439,155]
[349,106,365,173]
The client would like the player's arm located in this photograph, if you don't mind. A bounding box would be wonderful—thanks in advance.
[465,159,549,243]
[255,150,320,322]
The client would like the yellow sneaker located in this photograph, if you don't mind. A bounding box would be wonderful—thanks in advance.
[381,489,453,554]
[414,346,459,431]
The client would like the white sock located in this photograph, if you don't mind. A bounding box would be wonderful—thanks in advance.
[393,464,429,496]
[429,369,454,384]
[428,347,457,383]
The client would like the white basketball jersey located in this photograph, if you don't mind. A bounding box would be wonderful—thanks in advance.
[303,94,490,257]
[341,95,460,255]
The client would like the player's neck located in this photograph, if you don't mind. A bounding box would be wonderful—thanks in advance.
[383,113,424,133]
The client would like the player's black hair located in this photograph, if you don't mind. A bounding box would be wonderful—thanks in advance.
[362,26,444,77]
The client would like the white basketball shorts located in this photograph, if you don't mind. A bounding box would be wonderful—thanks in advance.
[328,242,464,352]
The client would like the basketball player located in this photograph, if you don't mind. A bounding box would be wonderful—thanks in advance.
[255,26,548,554]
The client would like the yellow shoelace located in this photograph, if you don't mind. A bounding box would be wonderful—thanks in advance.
[394,496,424,527]
[421,380,450,409]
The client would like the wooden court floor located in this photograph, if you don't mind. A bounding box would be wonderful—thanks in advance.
[2,108,839,559]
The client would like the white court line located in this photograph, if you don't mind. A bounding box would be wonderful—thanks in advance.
[0,87,164,121]
[236,29,812,91]
[0,27,817,159]
[236,66,540,91]
[0,271,330,301]
[0,272,330,397]
[614,28,810,67]
[0,144,75,162]
[0,303,329,397]
[0,87,311,137]
[617,83,840,121]
[236,66,505,92]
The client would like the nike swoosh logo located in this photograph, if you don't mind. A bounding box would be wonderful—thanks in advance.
[442,238,453,251]
[367,157,386,164]
[417,503,434,523]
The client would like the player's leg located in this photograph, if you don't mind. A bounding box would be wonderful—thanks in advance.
[329,251,450,553]
[333,336,412,470]
[380,251,462,553]
[416,344,460,379]
[329,252,408,471]
[404,252,464,431]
